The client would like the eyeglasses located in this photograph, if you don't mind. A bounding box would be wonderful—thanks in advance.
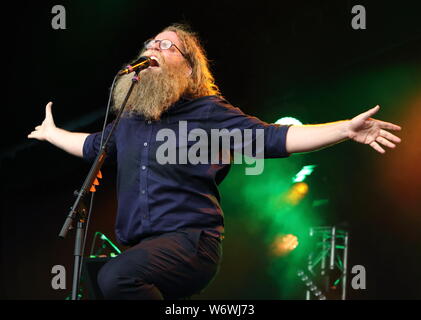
[144,39,190,65]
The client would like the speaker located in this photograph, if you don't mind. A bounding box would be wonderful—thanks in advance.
[81,257,111,300]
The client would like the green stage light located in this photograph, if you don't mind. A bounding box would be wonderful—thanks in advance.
[293,165,317,183]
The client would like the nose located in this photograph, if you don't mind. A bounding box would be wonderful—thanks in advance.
[149,40,161,51]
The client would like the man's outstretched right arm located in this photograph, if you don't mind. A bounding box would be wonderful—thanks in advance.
[27,102,89,158]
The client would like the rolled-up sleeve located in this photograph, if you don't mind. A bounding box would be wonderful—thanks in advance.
[82,121,117,162]
[207,98,291,158]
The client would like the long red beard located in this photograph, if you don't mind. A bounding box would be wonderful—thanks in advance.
[112,57,189,120]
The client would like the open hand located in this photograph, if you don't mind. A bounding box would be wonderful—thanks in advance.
[348,105,402,153]
[28,102,56,141]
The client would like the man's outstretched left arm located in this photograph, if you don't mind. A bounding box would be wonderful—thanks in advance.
[285,105,402,154]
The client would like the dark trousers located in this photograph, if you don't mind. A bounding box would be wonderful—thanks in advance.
[97,229,222,300]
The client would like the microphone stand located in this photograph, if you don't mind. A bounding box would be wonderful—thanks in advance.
[58,68,142,300]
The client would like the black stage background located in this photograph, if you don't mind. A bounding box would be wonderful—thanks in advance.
[1,0,421,300]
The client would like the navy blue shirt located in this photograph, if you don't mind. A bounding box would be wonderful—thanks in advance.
[83,95,290,246]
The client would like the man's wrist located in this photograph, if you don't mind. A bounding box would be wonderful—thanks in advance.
[46,126,59,144]
[340,120,352,140]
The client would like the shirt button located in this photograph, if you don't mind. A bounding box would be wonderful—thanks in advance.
[147,120,152,124]
[141,190,145,194]
[143,142,148,147]
[142,165,146,170]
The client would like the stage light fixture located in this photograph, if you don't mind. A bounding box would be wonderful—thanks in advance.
[275,117,303,126]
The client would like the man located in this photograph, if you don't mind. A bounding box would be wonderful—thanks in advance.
[28,24,401,299]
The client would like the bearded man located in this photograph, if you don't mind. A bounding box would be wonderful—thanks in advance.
[28,23,402,300]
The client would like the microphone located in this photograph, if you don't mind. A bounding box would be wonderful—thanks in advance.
[118,56,152,76]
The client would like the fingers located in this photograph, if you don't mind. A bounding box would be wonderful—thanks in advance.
[380,129,401,143]
[27,101,53,140]
[360,106,401,131]
[376,136,396,149]
[372,128,402,153]
[27,130,40,139]
[362,105,380,119]
[45,101,53,120]
[376,120,401,131]
[370,141,386,154]
[28,125,39,139]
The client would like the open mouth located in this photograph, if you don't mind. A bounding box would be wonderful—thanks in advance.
[149,56,160,68]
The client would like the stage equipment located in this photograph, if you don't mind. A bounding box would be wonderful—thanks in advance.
[300,226,349,300]
[58,64,144,300]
